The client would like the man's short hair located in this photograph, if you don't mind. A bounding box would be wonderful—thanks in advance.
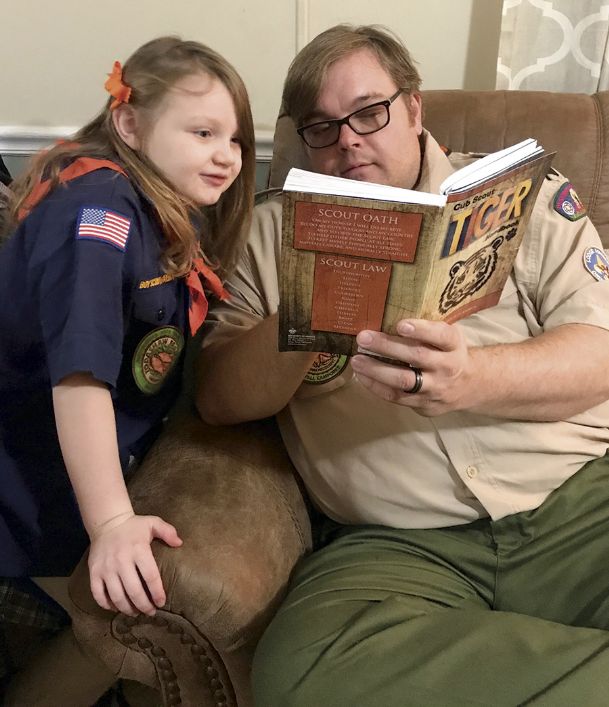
[282,24,422,128]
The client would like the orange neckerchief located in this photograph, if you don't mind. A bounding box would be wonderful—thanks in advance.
[18,157,128,221]
[20,156,227,336]
[185,257,230,336]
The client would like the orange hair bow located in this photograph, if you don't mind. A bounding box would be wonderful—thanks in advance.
[104,61,132,110]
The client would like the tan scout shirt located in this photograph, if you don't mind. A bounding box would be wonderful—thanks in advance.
[203,132,609,528]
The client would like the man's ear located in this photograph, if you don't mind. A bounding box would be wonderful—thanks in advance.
[409,93,423,135]
[112,105,140,149]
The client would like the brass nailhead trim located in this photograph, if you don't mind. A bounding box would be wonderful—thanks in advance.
[113,613,234,706]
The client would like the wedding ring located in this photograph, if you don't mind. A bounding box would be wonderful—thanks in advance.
[403,367,423,394]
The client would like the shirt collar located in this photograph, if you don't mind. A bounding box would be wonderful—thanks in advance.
[415,129,455,194]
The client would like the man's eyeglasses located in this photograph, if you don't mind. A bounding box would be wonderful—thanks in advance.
[297,89,404,149]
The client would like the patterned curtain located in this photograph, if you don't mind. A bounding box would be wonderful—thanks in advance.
[496,0,609,92]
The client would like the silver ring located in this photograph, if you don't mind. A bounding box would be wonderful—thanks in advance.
[403,367,423,394]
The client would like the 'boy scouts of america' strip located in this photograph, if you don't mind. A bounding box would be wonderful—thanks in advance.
[76,206,131,251]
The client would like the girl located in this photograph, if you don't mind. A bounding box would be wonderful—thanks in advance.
[0,37,255,616]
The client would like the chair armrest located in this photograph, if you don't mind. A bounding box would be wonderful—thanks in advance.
[68,410,311,707]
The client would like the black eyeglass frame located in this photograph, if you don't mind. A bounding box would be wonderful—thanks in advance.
[296,89,405,149]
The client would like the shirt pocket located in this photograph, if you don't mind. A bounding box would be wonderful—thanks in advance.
[131,280,178,326]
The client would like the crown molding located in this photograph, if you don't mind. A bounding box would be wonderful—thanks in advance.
[0,125,275,161]
[0,126,78,154]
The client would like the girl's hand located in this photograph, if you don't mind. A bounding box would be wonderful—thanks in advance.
[88,512,182,616]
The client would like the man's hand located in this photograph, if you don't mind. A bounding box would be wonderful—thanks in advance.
[350,319,476,416]
[351,319,609,421]
[88,513,182,616]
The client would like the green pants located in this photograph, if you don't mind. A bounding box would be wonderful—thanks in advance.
[252,455,609,706]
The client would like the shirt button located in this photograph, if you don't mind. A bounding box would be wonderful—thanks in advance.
[156,308,165,321]
[466,465,478,479]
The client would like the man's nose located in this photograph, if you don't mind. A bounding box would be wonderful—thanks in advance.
[336,121,361,148]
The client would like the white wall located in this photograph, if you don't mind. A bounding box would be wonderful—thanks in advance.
[0,0,503,155]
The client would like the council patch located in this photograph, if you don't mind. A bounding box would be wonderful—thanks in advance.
[132,326,184,394]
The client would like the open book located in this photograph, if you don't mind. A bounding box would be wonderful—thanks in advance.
[278,139,554,355]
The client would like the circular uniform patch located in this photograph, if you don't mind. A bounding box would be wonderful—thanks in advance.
[132,326,185,394]
[304,353,349,385]
[583,247,609,282]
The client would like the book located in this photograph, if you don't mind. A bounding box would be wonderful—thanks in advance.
[278,139,554,355]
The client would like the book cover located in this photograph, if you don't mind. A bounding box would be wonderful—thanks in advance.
[279,148,554,355]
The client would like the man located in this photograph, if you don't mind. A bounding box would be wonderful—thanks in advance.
[197,24,609,707]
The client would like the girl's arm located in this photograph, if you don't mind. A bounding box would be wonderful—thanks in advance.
[52,372,182,616]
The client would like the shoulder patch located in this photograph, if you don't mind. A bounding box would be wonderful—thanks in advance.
[553,182,586,221]
[583,247,609,281]
[76,206,131,251]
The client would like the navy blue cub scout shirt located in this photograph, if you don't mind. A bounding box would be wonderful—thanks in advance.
[0,168,188,575]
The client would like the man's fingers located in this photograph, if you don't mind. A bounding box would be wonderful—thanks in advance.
[355,369,426,407]
[356,320,459,363]
[352,355,424,396]
[396,319,459,352]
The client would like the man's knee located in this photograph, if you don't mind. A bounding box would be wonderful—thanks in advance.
[251,600,363,707]
[252,616,310,707]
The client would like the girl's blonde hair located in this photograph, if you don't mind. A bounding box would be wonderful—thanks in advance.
[10,36,255,278]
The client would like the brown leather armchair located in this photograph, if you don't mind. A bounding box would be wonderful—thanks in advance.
[70,412,312,707]
[7,90,609,707]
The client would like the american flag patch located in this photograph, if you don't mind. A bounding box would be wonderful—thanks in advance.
[76,206,131,251]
